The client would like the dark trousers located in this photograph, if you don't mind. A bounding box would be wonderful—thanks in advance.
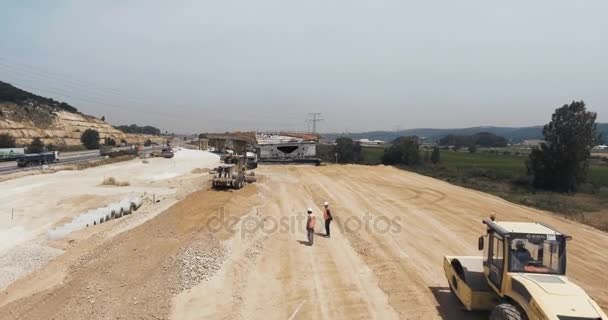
[307,228,314,245]
[325,219,331,236]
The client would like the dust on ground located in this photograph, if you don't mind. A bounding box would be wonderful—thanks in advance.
[0,164,607,320]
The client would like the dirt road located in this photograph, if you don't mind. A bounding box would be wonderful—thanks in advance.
[1,165,607,319]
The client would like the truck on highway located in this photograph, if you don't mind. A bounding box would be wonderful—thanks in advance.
[16,151,60,167]
[0,148,25,161]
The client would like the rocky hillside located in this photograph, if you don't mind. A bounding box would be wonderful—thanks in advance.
[0,81,163,147]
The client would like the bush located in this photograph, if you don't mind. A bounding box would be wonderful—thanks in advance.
[81,129,100,150]
[335,137,362,163]
[27,137,45,154]
[101,177,130,186]
[104,137,116,146]
[431,146,440,164]
[144,139,153,147]
[0,133,16,148]
[468,145,477,154]
[382,136,420,165]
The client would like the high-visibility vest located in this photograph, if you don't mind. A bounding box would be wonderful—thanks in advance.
[307,215,316,229]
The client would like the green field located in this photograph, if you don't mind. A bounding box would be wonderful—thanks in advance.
[415,150,608,188]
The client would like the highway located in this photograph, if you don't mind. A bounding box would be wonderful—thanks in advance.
[0,146,161,175]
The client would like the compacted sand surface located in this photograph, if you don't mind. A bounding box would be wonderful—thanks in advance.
[1,164,606,319]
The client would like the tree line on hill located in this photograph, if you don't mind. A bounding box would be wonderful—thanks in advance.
[322,122,608,144]
[328,100,600,193]
[114,124,161,135]
[0,128,155,153]
[0,81,78,113]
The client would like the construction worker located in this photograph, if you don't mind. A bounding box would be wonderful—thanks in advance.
[512,239,532,270]
[323,201,333,238]
[306,208,316,246]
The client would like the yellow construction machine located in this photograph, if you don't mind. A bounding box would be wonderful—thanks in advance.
[444,216,607,320]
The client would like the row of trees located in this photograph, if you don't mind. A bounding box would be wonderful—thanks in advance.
[381,136,441,165]
[114,124,161,135]
[438,132,508,148]
[0,135,53,153]
[0,129,139,152]
[330,101,599,193]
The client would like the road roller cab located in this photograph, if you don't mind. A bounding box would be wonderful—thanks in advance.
[444,217,607,320]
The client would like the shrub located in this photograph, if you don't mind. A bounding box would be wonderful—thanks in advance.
[27,137,45,153]
[334,137,362,164]
[81,129,100,150]
[431,146,441,164]
[101,177,130,186]
[0,133,16,148]
[104,137,116,146]
[382,136,420,165]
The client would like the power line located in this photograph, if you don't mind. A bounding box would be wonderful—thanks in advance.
[307,112,323,134]
[0,56,137,98]
[0,57,195,112]
[0,62,162,108]
[3,79,189,121]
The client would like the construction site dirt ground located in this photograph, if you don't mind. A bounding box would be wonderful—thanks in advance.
[1,164,607,319]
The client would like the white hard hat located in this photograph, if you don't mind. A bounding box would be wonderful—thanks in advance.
[324,201,329,206]
[307,208,313,213]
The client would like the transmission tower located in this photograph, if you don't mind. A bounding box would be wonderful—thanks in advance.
[307,113,324,134]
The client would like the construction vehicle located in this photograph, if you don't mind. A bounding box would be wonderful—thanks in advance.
[444,216,607,320]
[211,154,255,189]
[161,147,174,158]
[246,151,258,169]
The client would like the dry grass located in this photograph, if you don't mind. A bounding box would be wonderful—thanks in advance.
[101,176,130,187]
[73,155,137,170]
[191,168,210,174]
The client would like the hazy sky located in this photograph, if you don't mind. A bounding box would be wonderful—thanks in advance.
[1,0,607,133]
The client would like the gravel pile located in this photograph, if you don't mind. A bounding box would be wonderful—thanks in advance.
[0,244,63,290]
[176,237,226,292]
[244,237,266,263]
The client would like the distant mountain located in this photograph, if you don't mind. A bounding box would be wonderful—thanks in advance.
[324,124,608,144]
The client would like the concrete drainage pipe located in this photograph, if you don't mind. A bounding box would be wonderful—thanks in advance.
[131,197,143,210]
